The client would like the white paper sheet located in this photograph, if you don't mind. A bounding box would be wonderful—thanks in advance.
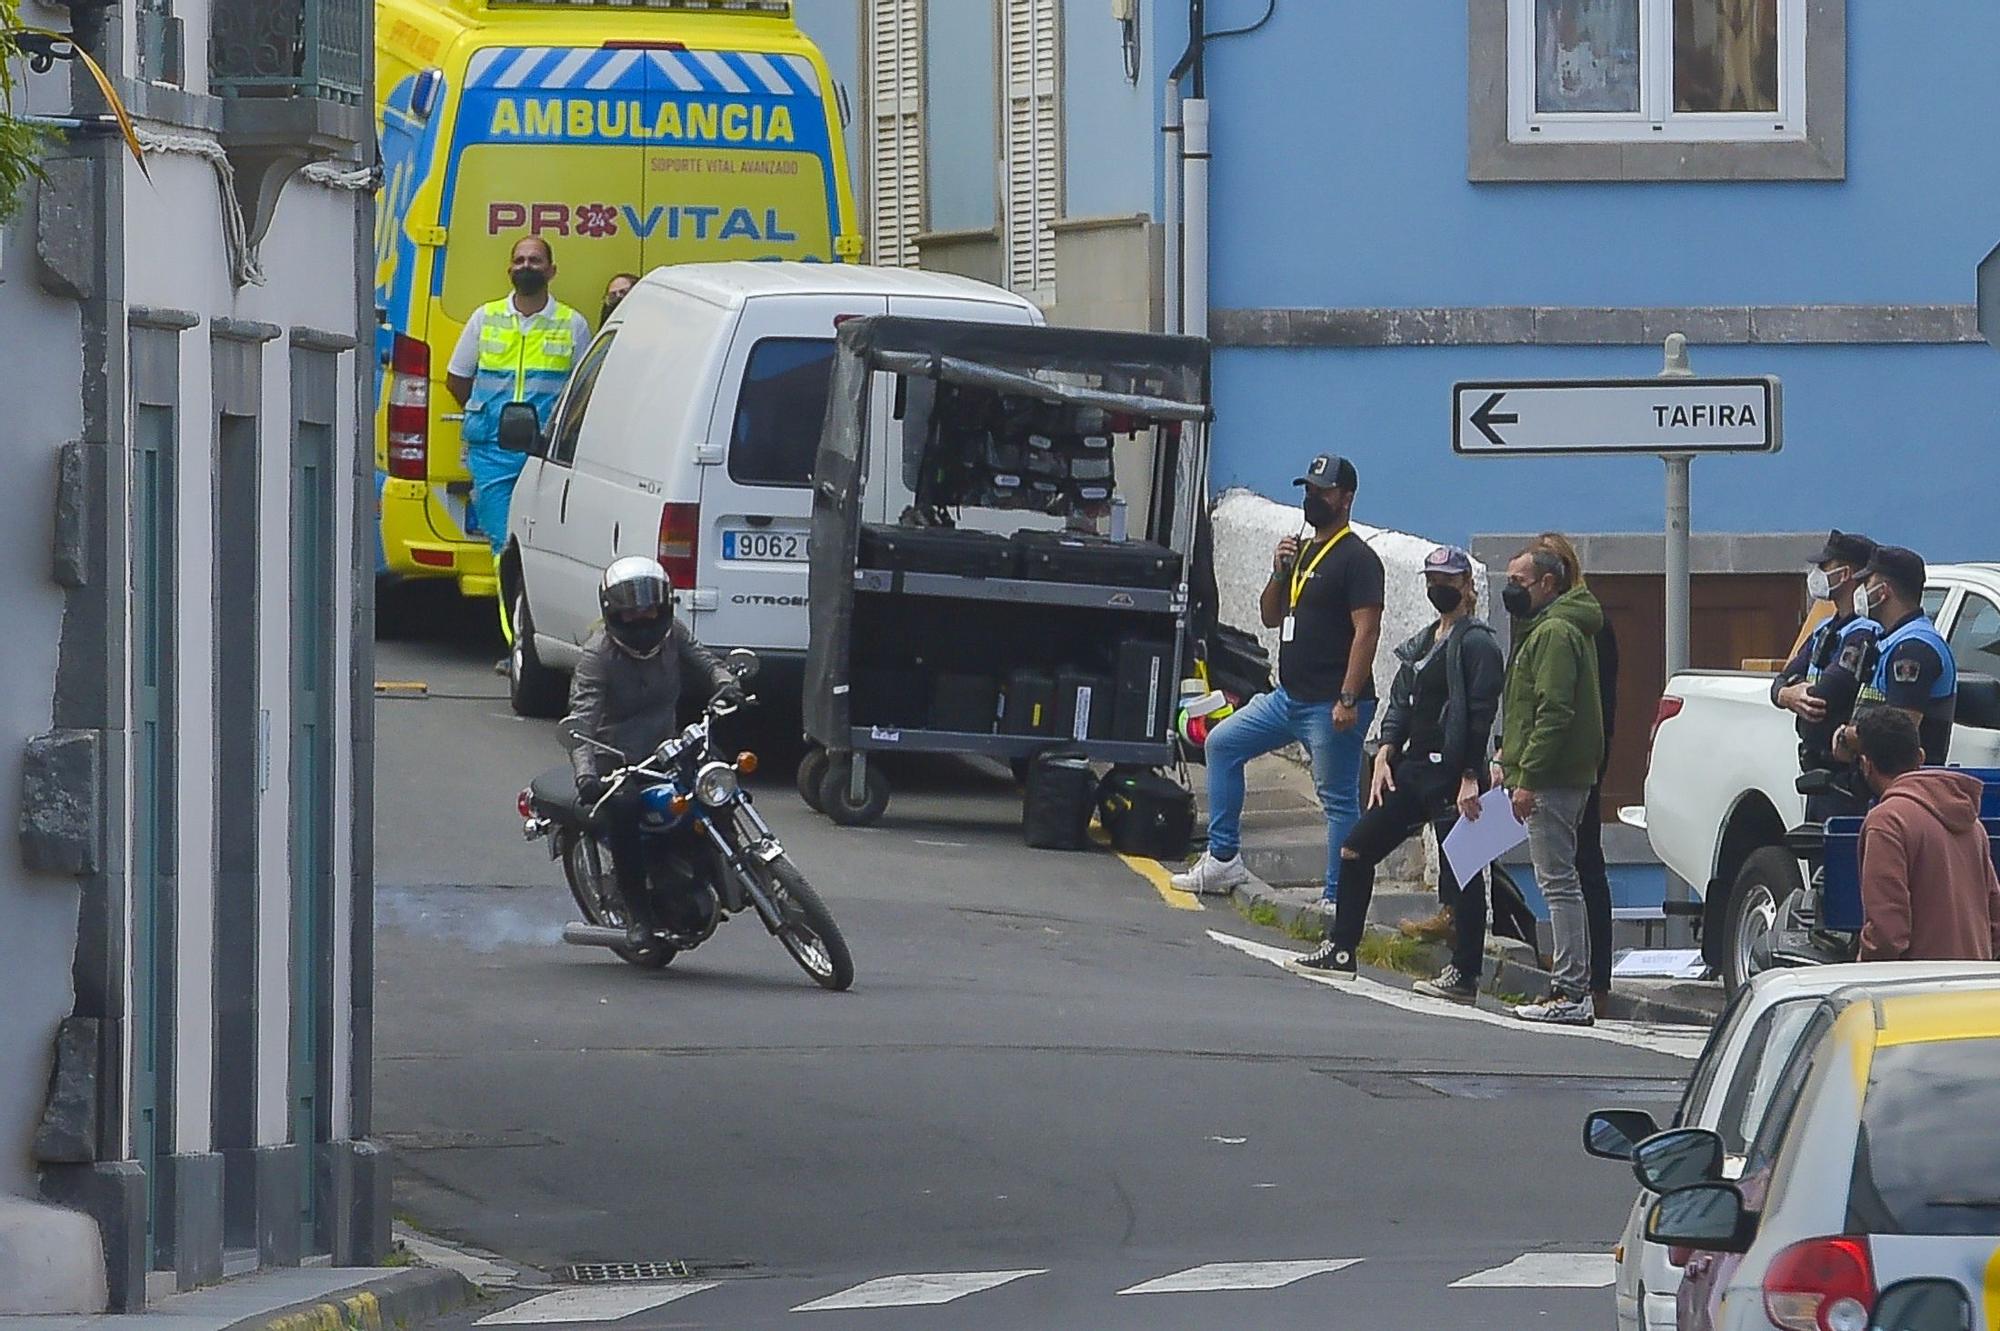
[1441,787,1529,887]
[1611,948,1709,979]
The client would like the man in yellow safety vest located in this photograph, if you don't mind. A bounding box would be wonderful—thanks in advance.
[446,236,592,641]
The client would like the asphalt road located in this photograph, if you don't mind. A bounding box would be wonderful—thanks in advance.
[372,590,1697,1330]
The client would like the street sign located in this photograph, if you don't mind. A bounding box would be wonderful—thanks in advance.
[1451,377,1781,457]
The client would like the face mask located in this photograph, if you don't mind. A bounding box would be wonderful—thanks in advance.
[511,266,550,297]
[1426,584,1463,615]
[1302,493,1337,529]
[1501,583,1535,619]
[1806,566,1840,602]
[1853,583,1878,619]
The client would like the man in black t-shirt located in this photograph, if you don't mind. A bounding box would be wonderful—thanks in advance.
[1174,453,1387,903]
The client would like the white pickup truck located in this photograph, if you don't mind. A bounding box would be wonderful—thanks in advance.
[1640,562,2000,991]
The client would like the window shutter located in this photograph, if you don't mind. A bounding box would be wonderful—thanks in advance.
[1003,0,1060,301]
[867,0,923,268]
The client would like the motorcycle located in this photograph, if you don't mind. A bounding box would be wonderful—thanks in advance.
[516,649,854,991]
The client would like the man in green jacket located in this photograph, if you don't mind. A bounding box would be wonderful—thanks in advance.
[1498,544,1605,1026]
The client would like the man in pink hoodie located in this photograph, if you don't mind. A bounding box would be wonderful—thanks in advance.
[1853,706,2000,961]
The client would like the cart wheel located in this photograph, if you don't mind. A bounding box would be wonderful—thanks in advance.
[796,747,831,812]
[819,756,890,827]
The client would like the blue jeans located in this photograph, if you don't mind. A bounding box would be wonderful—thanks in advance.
[1203,686,1376,899]
[466,440,526,557]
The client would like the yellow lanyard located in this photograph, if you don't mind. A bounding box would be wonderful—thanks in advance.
[1290,527,1350,609]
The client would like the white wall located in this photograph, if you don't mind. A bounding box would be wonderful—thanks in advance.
[120,146,366,1153]
[1210,488,1489,728]
[0,210,88,1198]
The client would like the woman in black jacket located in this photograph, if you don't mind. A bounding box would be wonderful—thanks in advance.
[1536,533,1618,1010]
[1291,546,1506,1000]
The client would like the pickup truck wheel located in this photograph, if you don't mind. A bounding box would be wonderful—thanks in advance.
[1724,847,1806,995]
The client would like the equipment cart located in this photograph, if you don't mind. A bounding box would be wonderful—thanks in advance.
[801,318,1213,827]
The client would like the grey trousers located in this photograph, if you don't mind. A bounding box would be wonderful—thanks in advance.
[1525,786,1593,1000]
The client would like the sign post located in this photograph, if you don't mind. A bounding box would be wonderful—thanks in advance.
[1454,336,1782,947]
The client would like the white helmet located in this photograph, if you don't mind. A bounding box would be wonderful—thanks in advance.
[599,557,673,657]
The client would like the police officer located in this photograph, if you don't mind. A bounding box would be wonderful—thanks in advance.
[564,558,742,951]
[1839,546,1958,767]
[1772,530,1882,820]
[446,236,592,647]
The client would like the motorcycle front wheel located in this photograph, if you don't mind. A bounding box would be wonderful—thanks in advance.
[750,854,854,991]
[560,829,675,970]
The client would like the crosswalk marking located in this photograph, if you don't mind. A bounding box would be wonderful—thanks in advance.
[1450,1253,1616,1289]
[792,1270,1046,1312]
[1118,1259,1362,1295]
[476,1283,720,1324]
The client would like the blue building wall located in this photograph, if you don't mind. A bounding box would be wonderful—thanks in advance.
[1060,0,1161,220]
[1153,0,2000,556]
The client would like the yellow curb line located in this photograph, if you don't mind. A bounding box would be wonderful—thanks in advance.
[261,1290,383,1331]
[374,680,429,699]
[1093,828,1202,911]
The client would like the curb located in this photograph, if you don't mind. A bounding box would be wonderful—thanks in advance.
[1221,874,1721,1027]
[219,1267,478,1331]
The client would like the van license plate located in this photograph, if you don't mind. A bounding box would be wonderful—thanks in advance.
[723,531,806,562]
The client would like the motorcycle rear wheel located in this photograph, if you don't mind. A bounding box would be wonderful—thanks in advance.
[754,855,854,991]
[560,830,675,969]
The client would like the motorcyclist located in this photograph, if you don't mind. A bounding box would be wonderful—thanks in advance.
[563,556,743,950]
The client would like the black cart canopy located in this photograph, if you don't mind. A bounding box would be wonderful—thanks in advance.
[804,318,1213,750]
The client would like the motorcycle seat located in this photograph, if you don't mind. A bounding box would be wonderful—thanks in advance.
[530,765,583,820]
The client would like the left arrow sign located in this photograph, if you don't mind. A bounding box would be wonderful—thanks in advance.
[1471,391,1517,448]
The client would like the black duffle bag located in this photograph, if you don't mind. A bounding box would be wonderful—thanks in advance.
[1023,752,1097,851]
[1096,766,1196,860]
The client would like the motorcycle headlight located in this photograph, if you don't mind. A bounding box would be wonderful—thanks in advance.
[694,761,740,808]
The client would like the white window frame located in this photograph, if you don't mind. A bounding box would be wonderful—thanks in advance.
[1507,0,1806,145]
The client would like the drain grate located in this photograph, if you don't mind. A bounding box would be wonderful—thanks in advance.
[557,1259,756,1284]
[561,1262,696,1284]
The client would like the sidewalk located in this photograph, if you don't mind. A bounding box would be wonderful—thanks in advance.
[1,1266,475,1331]
[1191,752,1725,1027]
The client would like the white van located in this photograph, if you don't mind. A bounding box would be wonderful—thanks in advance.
[500,262,1043,716]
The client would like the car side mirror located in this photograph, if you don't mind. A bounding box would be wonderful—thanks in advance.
[1644,1182,1757,1254]
[1584,1108,1661,1162]
[725,648,760,681]
[497,401,544,456]
[1632,1127,1726,1193]
[1871,1278,1974,1331]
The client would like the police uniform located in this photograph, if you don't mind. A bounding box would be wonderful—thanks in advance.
[449,294,591,556]
[1772,530,1881,819]
[1854,546,1958,766]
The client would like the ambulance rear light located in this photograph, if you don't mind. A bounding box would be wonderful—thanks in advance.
[657,502,700,589]
[387,334,430,482]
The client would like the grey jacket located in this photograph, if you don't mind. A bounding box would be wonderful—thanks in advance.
[1375,615,1505,786]
[563,623,733,784]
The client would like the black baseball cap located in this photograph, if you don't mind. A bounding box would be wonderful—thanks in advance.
[1809,529,1876,568]
[1865,545,1927,599]
[1294,453,1359,491]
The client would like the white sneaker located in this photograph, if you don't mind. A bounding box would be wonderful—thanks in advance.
[1171,851,1251,896]
[1513,993,1596,1027]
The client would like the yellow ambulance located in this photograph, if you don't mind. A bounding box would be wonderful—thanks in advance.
[373,0,861,601]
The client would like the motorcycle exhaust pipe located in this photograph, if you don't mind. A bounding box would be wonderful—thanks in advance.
[561,923,629,949]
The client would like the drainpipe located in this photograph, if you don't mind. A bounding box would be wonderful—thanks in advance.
[1163,81,1181,334]
[1181,96,1209,344]
[1164,1,1206,337]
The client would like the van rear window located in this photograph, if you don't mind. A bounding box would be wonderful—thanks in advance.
[1846,1037,2000,1235]
[728,338,835,488]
